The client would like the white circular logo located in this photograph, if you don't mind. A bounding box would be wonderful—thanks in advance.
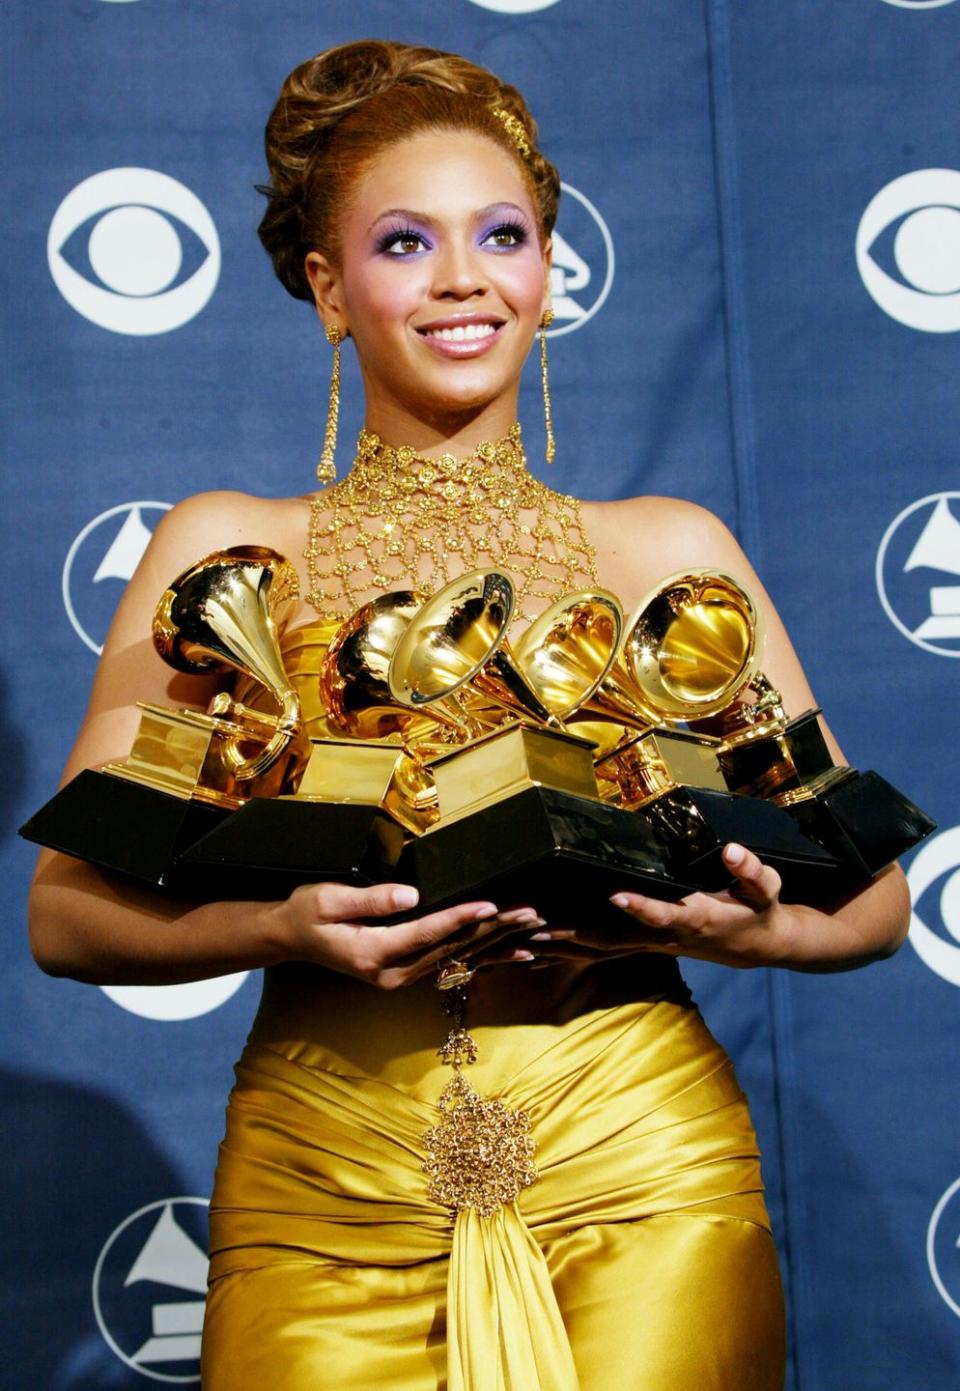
[547,182,615,338]
[93,1198,209,1382]
[48,169,220,334]
[63,501,171,655]
[880,1,957,9]
[467,0,561,10]
[876,492,960,657]
[928,1176,960,1320]
[907,827,960,986]
[856,169,960,331]
[100,974,250,1022]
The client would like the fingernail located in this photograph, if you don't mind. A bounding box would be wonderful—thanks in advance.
[514,950,535,962]
[610,893,629,909]
[392,885,419,910]
[529,931,553,942]
[724,843,745,866]
[473,903,498,921]
[530,917,547,928]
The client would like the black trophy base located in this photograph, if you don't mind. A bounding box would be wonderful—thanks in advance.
[18,769,229,892]
[175,797,407,901]
[784,769,936,879]
[401,783,843,922]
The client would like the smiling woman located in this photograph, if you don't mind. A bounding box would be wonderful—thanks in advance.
[29,36,911,1391]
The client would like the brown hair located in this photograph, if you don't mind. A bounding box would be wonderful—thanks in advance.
[258,39,561,301]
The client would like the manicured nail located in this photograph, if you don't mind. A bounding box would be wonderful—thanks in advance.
[514,950,535,962]
[610,893,629,909]
[529,932,553,942]
[472,903,498,921]
[724,843,745,866]
[392,885,419,910]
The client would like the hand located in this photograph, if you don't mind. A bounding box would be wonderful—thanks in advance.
[526,844,798,971]
[268,881,542,990]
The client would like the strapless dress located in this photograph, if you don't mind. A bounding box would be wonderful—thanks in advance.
[201,622,786,1391]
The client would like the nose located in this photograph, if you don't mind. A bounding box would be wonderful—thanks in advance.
[430,236,489,302]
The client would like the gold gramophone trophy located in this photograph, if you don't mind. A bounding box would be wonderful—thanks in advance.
[170,590,439,897]
[20,547,308,891]
[386,569,846,914]
[666,581,939,880]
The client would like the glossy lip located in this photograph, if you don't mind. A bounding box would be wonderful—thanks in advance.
[414,312,508,360]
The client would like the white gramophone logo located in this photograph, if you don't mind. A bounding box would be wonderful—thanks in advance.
[856,170,960,331]
[93,1198,208,1382]
[927,1176,960,1321]
[547,183,615,338]
[876,493,960,657]
[48,168,220,334]
[63,501,171,656]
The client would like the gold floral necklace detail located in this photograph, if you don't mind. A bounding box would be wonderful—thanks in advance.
[304,424,599,624]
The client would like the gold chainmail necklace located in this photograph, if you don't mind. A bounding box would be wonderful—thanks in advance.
[304,423,599,624]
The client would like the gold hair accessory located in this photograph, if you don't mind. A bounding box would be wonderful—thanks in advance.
[316,325,342,484]
[304,425,599,623]
[540,309,555,465]
[491,106,532,161]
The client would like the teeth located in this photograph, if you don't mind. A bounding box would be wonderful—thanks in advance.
[425,323,497,342]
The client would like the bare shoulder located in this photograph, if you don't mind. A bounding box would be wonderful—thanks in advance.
[148,489,298,566]
[581,495,749,608]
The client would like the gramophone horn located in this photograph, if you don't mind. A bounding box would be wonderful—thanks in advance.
[153,546,302,781]
[623,569,764,724]
[511,589,624,721]
[387,570,561,730]
[320,590,426,740]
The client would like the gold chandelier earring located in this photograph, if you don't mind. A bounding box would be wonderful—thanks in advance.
[539,309,556,465]
[316,325,342,484]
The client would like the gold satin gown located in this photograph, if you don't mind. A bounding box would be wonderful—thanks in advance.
[201,623,787,1391]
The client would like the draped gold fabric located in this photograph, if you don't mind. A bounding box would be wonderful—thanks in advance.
[204,625,786,1389]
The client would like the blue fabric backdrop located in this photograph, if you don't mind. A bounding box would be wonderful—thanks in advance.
[4,1,959,1387]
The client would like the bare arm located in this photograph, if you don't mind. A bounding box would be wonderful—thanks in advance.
[28,492,527,988]
[554,496,912,972]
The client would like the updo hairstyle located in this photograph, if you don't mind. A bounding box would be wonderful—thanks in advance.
[258,39,561,301]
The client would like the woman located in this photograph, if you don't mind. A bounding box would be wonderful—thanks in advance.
[29,40,909,1391]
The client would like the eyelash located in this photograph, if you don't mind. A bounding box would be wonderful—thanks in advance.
[376,221,530,256]
[378,226,430,256]
[482,221,528,250]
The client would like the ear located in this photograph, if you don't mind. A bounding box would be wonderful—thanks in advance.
[540,237,554,320]
[305,251,347,334]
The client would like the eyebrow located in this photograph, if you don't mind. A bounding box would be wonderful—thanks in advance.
[367,202,531,235]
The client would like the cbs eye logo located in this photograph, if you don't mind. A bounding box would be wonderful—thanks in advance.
[907,826,960,987]
[48,168,220,335]
[856,169,960,332]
